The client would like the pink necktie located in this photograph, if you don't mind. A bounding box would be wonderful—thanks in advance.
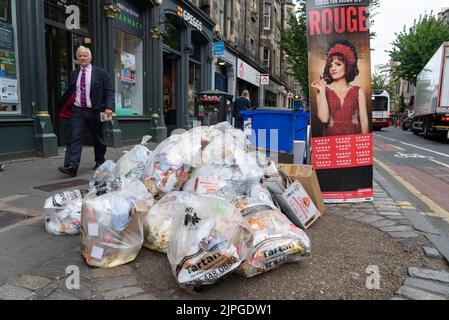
[80,68,87,107]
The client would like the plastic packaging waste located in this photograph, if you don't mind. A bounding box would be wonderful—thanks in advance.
[44,190,83,235]
[116,136,152,180]
[81,177,153,268]
[166,193,253,291]
[232,196,312,278]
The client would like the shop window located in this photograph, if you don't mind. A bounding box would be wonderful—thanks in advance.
[0,0,21,114]
[190,38,201,61]
[44,0,89,33]
[189,61,201,117]
[163,15,182,52]
[113,29,144,116]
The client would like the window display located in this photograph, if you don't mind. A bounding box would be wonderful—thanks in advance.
[0,0,20,114]
[114,29,143,116]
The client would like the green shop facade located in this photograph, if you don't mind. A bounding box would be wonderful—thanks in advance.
[0,0,215,160]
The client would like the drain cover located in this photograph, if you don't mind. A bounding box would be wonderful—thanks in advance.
[33,179,90,192]
[0,211,33,229]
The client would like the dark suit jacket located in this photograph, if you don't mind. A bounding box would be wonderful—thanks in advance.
[232,97,251,128]
[57,65,115,114]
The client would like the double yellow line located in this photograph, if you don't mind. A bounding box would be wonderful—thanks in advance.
[374,157,449,223]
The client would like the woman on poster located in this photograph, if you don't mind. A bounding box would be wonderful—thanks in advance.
[312,40,369,136]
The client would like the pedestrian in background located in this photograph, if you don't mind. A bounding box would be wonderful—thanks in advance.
[232,89,251,130]
[57,46,114,177]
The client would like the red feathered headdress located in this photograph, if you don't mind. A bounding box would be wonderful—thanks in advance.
[327,44,355,66]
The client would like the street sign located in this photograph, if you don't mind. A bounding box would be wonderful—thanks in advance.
[212,41,225,56]
[260,74,270,85]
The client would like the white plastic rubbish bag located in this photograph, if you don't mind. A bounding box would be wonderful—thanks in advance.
[116,136,152,180]
[44,190,83,235]
[232,196,312,278]
[167,193,252,291]
[80,178,152,268]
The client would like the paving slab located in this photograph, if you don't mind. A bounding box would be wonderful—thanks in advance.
[404,278,449,297]
[378,211,402,216]
[43,289,80,300]
[396,286,446,300]
[102,287,145,300]
[408,267,449,284]
[425,234,449,264]
[380,225,415,233]
[0,284,34,300]
[422,247,440,258]
[90,266,133,279]
[388,231,420,239]
[94,276,138,292]
[355,215,383,224]
[126,293,159,300]
[402,210,441,235]
[370,219,397,228]
[10,275,51,291]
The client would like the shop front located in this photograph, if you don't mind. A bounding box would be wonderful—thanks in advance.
[0,0,59,159]
[44,0,93,146]
[236,58,260,108]
[158,0,215,134]
[213,47,237,98]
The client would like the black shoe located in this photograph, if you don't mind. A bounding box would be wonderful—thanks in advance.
[58,166,77,177]
[93,162,105,171]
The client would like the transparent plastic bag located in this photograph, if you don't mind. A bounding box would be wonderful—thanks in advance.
[143,135,191,196]
[90,160,117,190]
[116,145,151,180]
[44,190,83,235]
[80,178,152,268]
[167,194,253,291]
[232,198,312,278]
[143,192,192,253]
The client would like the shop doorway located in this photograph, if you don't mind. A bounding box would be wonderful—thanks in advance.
[163,51,180,135]
[45,25,91,146]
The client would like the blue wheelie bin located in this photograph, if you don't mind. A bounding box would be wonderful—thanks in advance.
[295,110,310,141]
[241,109,296,153]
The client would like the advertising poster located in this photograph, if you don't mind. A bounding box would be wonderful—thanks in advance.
[0,78,19,104]
[120,52,136,86]
[0,50,16,78]
[306,0,373,203]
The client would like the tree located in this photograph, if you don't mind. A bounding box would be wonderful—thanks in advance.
[389,13,449,85]
[398,93,406,114]
[281,0,380,102]
[281,1,309,101]
[372,72,395,98]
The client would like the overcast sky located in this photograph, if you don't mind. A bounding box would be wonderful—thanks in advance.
[370,0,448,72]
[294,0,448,73]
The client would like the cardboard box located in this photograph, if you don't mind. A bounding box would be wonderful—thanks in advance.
[278,164,326,215]
[281,181,321,229]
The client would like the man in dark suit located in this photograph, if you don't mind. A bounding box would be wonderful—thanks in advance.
[58,46,114,177]
[232,89,252,130]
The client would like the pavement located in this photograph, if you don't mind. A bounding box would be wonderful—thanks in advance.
[1,145,449,300]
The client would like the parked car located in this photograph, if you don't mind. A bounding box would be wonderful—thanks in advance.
[402,113,414,131]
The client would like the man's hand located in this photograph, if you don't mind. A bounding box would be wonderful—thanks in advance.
[104,108,113,117]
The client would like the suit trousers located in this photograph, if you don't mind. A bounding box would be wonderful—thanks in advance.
[64,107,106,170]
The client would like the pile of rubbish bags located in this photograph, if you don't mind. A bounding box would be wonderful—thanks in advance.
[43,122,321,292]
